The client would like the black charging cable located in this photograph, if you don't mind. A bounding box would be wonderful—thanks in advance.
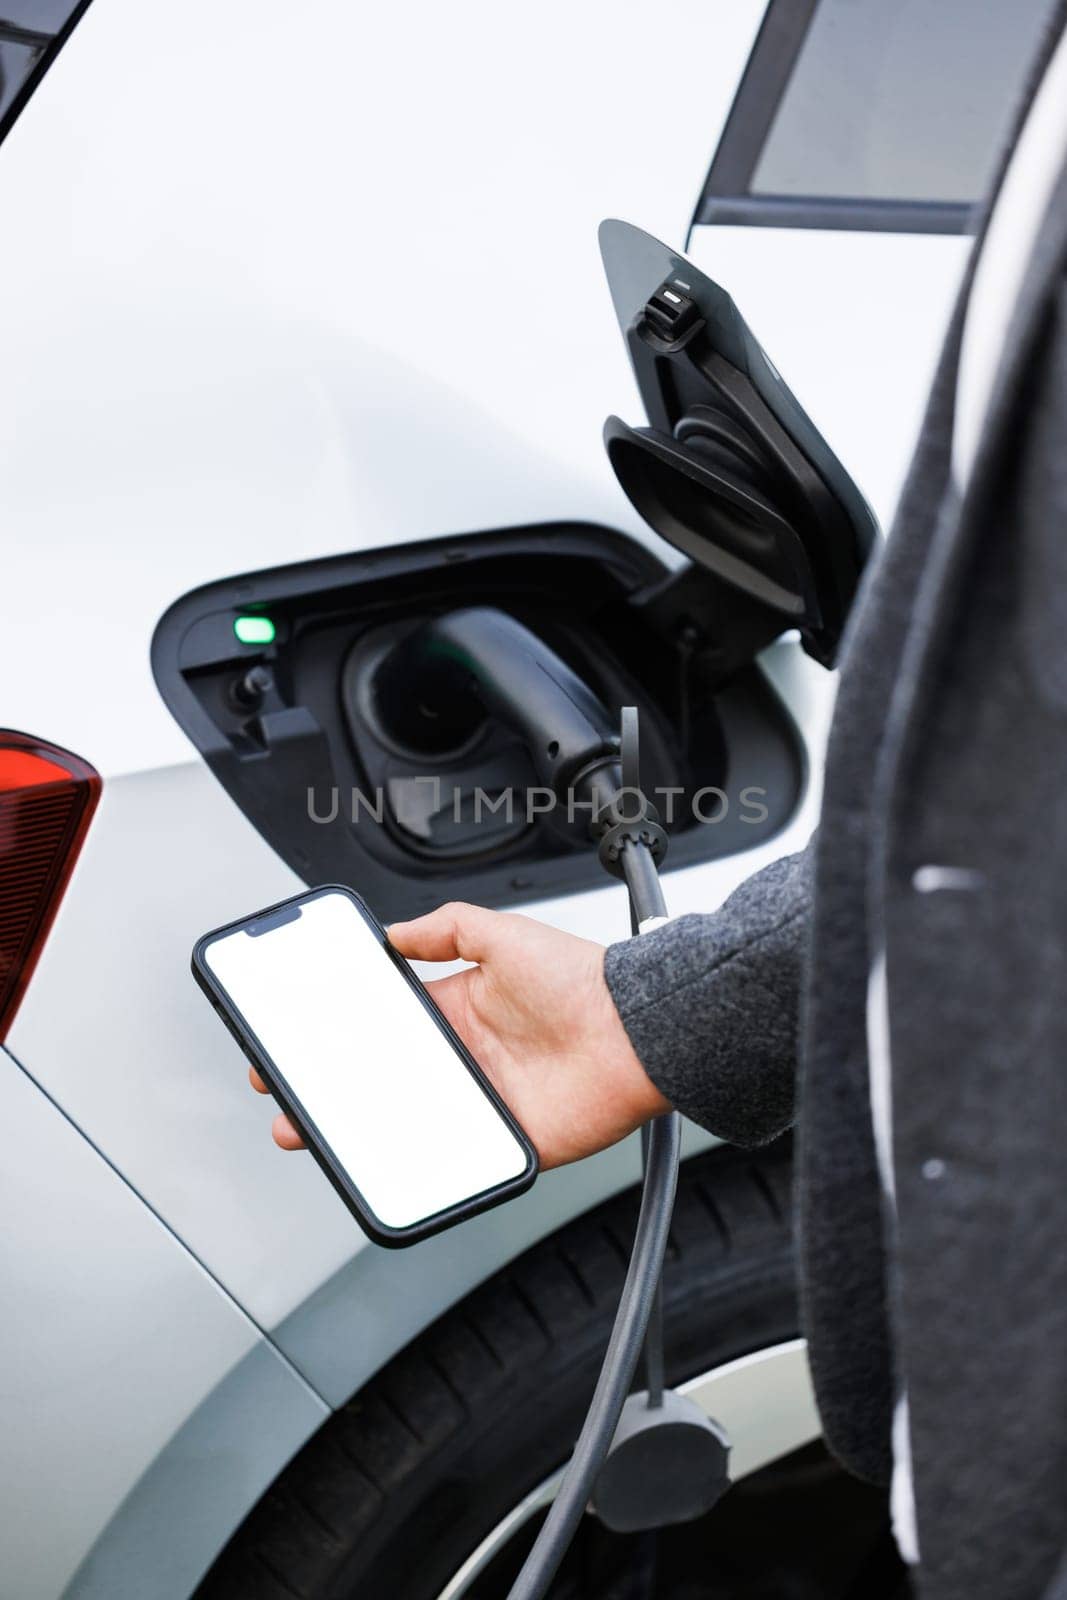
[622,706,669,1414]
[371,618,723,1591]
[506,708,681,1600]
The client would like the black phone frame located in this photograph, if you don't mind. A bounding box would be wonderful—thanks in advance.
[191,883,538,1248]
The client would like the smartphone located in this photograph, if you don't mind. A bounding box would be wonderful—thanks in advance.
[192,885,537,1246]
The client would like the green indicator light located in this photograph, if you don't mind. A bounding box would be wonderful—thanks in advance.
[233,615,276,646]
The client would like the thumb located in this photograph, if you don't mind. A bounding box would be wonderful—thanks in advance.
[388,901,501,964]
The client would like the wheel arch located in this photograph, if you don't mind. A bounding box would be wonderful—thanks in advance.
[195,1138,805,1600]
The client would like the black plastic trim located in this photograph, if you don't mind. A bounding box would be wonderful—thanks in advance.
[694,195,976,236]
[699,0,817,201]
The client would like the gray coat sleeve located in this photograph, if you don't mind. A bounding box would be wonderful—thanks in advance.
[603,846,812,1147]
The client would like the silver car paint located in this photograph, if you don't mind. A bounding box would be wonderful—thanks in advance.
[0,1044,327,1600]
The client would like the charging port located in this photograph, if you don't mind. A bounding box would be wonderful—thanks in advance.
[152,521,802,921]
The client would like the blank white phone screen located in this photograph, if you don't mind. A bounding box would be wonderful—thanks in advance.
[204,892,529,1229]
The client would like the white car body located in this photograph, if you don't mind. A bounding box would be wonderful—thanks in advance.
[0,1,1001,1594]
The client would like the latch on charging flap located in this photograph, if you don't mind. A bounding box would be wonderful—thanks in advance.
[643,279,701,342]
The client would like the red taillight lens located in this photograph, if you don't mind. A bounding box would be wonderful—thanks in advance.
[0,731,101,1042]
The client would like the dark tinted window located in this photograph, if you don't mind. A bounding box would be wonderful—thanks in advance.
[696,0,1058,232]
[754,0,1052,203]
[1,2,89,138]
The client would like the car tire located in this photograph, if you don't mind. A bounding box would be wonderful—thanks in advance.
[196,1139,896,1600]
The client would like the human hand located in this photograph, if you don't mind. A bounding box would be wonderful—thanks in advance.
[250,901,669,1169]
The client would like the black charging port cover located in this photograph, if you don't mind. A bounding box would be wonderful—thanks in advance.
[599,220,878,667]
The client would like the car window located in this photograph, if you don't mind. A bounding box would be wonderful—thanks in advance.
[695,0,1057,233]
[1,2,89,139]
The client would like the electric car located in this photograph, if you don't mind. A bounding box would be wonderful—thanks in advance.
[0,3,1050,1597]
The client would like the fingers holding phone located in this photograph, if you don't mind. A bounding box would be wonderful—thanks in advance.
[248,1063,305,1149]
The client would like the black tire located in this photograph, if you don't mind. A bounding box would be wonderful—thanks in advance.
[197,1140,901,1600]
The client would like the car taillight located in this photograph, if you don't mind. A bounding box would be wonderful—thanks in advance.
[0,731,101,1042]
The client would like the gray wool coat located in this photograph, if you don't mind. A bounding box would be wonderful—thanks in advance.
[606,13,1067,1599]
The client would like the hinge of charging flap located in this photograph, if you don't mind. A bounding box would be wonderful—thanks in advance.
[626,562,789,696]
